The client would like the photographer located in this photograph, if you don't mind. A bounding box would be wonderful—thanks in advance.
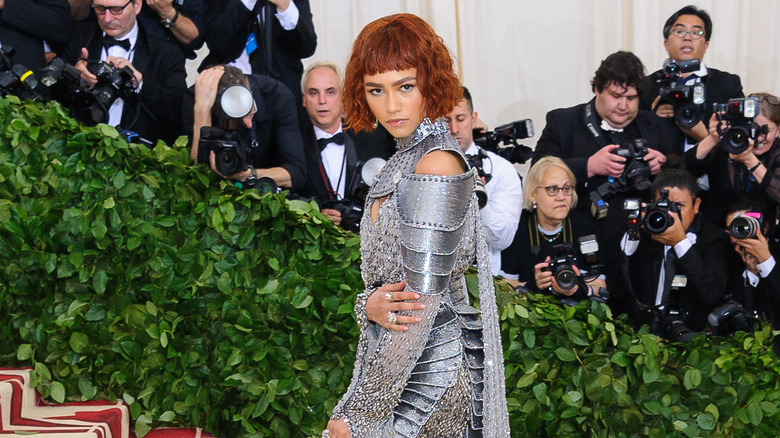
[69,0,187,144]
[640,5,743,146]
[615,164,731,340]
[720,198,780,346]
[298,61,386,231]
[532,51,677,217]
[446,86,523,275]
[501,157,603,301]
[685,93,780,226]
[187,65,305,191]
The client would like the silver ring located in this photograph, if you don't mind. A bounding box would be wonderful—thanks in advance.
[387,311,397,325]
[322,429,330,438]
[385,292,393,301]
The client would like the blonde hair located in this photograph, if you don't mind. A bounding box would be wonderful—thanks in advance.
[523,156,578,210]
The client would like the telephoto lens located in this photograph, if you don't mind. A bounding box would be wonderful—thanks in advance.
[728,213,760,239]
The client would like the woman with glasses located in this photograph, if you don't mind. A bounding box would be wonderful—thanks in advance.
[501,157,604,300]
[686,92,780,226]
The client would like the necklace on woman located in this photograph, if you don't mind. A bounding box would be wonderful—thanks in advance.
[537,224,563,243]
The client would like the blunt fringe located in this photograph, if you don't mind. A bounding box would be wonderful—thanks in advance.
[343,13,461,132]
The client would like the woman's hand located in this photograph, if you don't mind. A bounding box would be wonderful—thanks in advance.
[534,257,553,291]
[366,280,425,331]
[324,418,350,438]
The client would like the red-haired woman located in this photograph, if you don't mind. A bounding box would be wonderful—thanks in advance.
[323,14,510,438]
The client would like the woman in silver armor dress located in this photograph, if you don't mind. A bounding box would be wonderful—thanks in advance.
[323,14,510,438]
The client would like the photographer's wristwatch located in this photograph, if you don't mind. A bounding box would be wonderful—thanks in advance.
[161,9,179,28]
[245,166,258,186]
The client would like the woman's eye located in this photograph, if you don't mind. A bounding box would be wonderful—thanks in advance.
[367,88,383,96]
[400,83,415,91]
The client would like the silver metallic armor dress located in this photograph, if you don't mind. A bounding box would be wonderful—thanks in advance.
[331,118,510,437]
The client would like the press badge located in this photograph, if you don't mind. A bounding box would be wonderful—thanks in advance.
[245,32,257,56]
[671,275,688,289]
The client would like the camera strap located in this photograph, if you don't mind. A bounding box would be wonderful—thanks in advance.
[582,99,609,149]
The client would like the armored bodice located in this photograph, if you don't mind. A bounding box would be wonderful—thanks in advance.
[359,118,477,295]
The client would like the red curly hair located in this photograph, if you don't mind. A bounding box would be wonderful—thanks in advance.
[343,13,461,132]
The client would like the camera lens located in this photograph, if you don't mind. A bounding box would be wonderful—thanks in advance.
[215,148,240,176]
[644,210,671,235]
[721,128,750,154]
[553,265,577,290]
[675,105,700,129]
[729,215,759,239]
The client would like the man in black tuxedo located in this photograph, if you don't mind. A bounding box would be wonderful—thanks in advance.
[640,5,743,148]
[617,167,731,340]
[0,0,71,70]
[298,61,395,230]
[200,0,316,108]
[70,0,187,145]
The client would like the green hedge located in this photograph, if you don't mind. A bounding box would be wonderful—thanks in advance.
[1,96,779,437]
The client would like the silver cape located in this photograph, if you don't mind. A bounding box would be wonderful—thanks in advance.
[331,118,510,437]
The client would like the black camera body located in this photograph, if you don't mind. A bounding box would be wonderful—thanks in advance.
[624,189,681,237]
[589,138,652,219]
[90,61,138,109]
[707,300,756,336]
[473,119,534,165]
[545,243,578,291]
[713,97,760,155]
[728,211,763,239]
[198,126,250,177]
[656,58,705,129]
[650,307,698,342]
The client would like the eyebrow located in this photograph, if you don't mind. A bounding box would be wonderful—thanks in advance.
[364,76,417,88]
[674,24,704,29]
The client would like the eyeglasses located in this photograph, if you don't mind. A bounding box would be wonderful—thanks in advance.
[92,0,133,15]
[758,95,780,105]
[670,28,705,39]
[537,184,573,197]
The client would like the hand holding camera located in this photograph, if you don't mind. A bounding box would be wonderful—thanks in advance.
[728,212,772,273]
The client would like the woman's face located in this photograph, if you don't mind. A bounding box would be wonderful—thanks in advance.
[363,68,425,138]
[754,113,779,156]
[530,166,573,225]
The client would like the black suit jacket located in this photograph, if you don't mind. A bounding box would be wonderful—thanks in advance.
[618,216,731,332]
[200,0,316,105]
[68,22,187,144]
[299,120,397,202]
[0,0,70,70]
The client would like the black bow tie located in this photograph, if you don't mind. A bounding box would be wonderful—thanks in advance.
[103,36,131,52]
[317,132,344,150]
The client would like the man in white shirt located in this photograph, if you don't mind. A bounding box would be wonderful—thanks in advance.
[446,87,523,275]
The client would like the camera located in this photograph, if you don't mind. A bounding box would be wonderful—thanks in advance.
[624,189,680,237]
[707,300,756,336]
[589,138,652,219]
[713,97,760,155]
[314,158,385,233]
[650,307,698,342]
[473,119,534,165]
[0,46,43,101]
[320,199,363,233]
[197,126,249,176]
[728,211,762,239]
[68,61,138,125]
[656,58,705,129]
[545,243,578,291]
